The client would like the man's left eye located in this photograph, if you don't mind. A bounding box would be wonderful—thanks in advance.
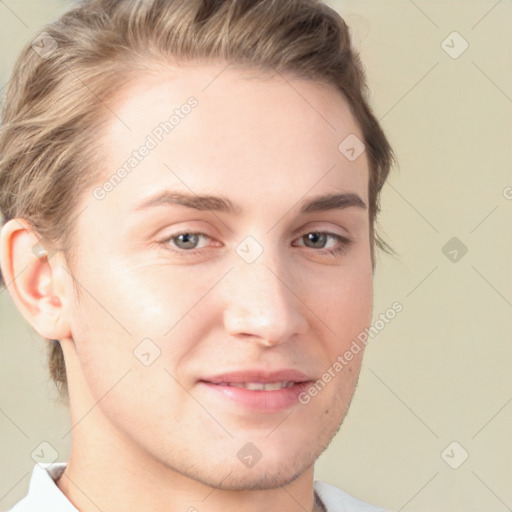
[293,232,353,256]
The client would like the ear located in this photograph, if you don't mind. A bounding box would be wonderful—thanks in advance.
[0,218,72,341]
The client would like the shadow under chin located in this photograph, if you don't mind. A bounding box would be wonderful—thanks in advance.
[204,462,312,492]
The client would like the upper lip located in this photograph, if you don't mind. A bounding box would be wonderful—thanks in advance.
[200,369,314,384]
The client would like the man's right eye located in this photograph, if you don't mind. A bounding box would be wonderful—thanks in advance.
[159,231,214,255]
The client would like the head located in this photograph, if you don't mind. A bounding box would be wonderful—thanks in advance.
[0,0,395,491]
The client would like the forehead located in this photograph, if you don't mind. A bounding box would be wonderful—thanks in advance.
[96,62,369,212]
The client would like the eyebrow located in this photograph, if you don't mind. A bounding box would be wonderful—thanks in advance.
[133,190,367,215]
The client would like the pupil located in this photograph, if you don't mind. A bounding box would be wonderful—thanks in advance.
[307,233,324,248]
[178,233,196,248]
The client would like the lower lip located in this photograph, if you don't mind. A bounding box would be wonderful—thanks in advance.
[198,381,312,412]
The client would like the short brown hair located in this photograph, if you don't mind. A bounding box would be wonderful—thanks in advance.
[0,0,396,402]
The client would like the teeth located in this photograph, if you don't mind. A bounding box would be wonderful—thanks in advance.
[226,381,295,390]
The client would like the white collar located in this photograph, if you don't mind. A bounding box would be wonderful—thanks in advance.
[11,463,78,511]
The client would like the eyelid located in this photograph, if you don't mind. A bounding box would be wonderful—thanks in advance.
[158,228,353,258]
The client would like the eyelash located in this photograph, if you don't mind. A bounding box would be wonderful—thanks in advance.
[158,230,353,258]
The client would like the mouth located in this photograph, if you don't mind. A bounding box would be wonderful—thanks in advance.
[214,381,297,390]
[197,369,315,412]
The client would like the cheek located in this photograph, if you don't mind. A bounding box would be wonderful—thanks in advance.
[101,253,227,339]
[69,291,183,430]
[67,261,200,395]
[321,267,372,325]
[69,291,126,386]
[316,266,373,367]
[69,256,180,344]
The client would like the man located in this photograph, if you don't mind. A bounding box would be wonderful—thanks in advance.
[0,1,395,510]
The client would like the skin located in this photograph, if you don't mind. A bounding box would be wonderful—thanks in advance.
[0,62,373,512]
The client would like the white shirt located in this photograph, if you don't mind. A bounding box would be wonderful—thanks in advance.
[8,463,388,512]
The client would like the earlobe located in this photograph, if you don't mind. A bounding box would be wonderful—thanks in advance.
[0,218,72,341]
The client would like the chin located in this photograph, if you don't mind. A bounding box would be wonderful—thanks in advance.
[171,435,332,492]
[193,458,313,491]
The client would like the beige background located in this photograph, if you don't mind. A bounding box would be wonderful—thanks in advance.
[1,1,511,511]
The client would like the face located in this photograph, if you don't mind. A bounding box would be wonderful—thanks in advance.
[64,62,373,490]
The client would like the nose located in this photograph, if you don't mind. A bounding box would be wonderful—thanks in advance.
[221,252,309,347]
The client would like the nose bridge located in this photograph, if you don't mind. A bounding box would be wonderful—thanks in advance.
[222,247,307,345]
